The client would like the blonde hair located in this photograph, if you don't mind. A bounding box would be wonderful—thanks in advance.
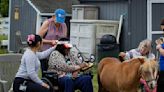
[138,39,152,52]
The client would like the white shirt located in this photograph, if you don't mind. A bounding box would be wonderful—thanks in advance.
[124,49,155,60]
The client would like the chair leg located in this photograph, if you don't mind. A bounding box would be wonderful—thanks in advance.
[0,79,8,92]
[8,83,13,92]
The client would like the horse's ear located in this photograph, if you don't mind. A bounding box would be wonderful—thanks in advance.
[138,57,145,64]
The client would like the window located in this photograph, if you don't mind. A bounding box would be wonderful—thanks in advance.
[5,21,8,24]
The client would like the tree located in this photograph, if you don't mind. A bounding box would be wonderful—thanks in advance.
[0,0,9,17]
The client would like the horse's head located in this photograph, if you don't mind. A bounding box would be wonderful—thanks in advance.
[140,58,158,89]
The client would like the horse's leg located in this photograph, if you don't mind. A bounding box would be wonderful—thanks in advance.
[97,73,103,92]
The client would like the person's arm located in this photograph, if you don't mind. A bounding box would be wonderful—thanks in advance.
[25,54,44,85]
[125,51,132,60]
[38,20,49,38]
[157,44,164,56]
[38,20,57,45]
[150,53,156,60]
[119,51,131,60]
[63,23,67,37]
[49,51,81,72]
[36,46,56,59]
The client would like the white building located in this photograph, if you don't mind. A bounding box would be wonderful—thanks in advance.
[0,17,9,35]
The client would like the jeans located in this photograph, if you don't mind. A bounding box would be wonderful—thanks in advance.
[58,75,93,92]
[13,77,49,92]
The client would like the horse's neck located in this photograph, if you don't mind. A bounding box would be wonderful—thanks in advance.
[126,60,142,81]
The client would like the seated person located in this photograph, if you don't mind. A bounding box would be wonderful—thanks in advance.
[119,39,155,60]
[119,39,156,92]
[48,38,93,92]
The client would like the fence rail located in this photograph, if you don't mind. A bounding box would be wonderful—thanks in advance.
[0,54,22,92]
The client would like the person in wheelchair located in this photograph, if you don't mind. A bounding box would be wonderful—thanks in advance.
[48,38,93,92]
[13,34,57,92]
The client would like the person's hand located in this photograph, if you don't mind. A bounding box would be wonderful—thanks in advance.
[42,83,50,89]
[79,63,88,68]
[51,40,58,46]
[156,39,163,45]
[72,71,79,78]
[119,52,126,61]
[156,44,161,50]
[119,52,126,58]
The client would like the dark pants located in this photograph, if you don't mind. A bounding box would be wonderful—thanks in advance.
[13,77,49,92]
[58,75,93,92]
[40,59,49,76]
[157,71,164,92]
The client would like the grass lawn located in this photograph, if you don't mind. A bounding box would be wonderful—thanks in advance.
[92,65,98,92]
[0,35,8,40]
[0,35,8,54]
[0,48,8,54]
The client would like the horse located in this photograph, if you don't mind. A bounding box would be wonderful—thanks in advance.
[97,57,158,92]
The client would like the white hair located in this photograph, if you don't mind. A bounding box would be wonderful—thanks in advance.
[138,39,152,52]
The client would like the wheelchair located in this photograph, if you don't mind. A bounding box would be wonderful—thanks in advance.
[41,71,59,92]
[41,44,95,92]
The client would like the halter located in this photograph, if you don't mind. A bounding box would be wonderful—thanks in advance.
[145,78,157,83]
[141,71,158,89]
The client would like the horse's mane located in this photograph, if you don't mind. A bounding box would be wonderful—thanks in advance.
[122,56,146,64]
[141,59,158,72]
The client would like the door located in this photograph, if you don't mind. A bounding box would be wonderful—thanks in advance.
[147,0,164,53]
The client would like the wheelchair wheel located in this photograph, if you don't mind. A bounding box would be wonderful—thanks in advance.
[41,77,55,92]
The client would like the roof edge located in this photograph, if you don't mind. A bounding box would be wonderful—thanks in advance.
[26,0,41,14]
[40,13,72,16]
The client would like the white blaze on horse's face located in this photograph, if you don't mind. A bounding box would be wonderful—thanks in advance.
[146,65,156,89]
[141,59,158,89]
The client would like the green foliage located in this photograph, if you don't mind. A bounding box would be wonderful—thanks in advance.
[0,0,9,17]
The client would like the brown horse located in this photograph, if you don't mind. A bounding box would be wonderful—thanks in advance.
[98,57,158,92]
